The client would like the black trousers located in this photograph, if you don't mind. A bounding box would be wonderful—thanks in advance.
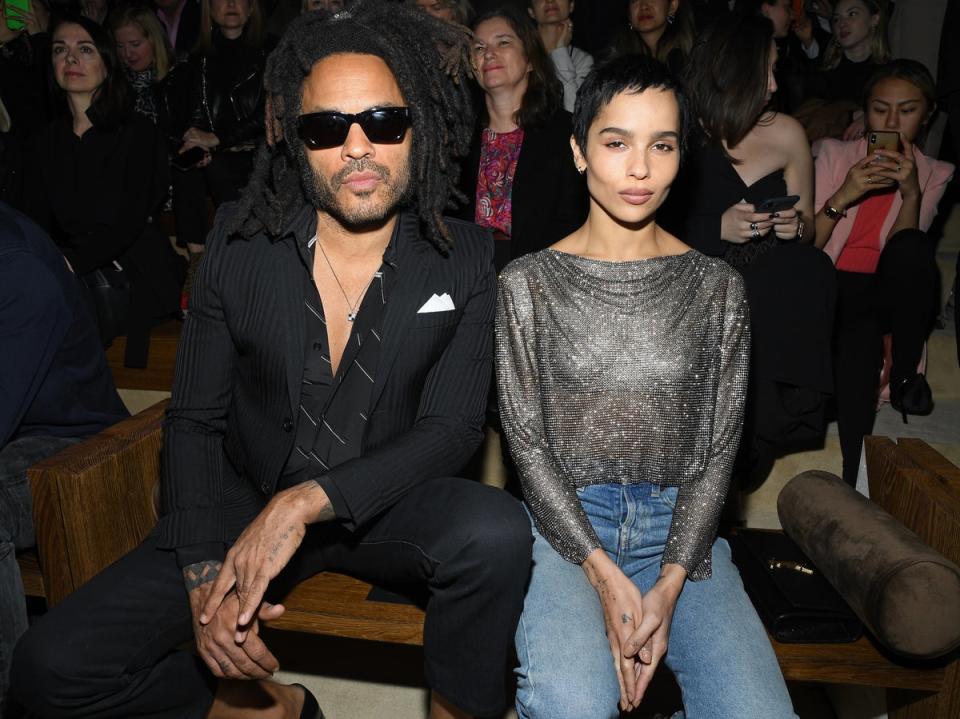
[834,229,939,485]
[172,151,255,248]
[11,478,531,718]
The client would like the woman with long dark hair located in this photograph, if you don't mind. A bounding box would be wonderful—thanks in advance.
[497,53,796,719]
[664,14,836,488]
[814,60,953,485]
[608,0,695,74]
[21,14,184,355]
[458,4,587,271]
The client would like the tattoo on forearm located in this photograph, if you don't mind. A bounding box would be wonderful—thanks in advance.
[182,560,223,591]
[621,613,633,624]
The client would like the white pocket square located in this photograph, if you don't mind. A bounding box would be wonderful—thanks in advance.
[417,292,455,313]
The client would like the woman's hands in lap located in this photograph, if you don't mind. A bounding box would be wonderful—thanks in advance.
[582,550,685,712]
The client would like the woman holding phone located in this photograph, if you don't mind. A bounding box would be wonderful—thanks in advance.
[170,0,267,302]
[813,59,954,486]
[664,13,835,489]
[497,53,795,719]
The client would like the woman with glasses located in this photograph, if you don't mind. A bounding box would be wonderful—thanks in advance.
[497,53,796,719]
[21,14,184,349]
[458,4,587,272]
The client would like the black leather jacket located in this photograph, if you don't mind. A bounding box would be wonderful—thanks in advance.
[165,30,267,150]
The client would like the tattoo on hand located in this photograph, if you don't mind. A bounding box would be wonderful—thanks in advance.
[621,613,633,624]
[268,526,294,564]
[183,560,223,591]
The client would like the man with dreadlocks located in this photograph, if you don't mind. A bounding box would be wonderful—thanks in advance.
[12,4,532,719]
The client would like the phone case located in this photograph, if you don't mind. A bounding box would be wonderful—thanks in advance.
[5,0,30,31]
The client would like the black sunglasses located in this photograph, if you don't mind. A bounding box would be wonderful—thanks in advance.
[296,107,412,150]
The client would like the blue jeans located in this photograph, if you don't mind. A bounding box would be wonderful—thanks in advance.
[0,435,81,719]
[515,483,796,719]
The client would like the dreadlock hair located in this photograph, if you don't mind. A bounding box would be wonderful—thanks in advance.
[230,0,476,253]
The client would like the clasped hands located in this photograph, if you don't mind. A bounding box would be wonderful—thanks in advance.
[584,550,686,713]
[721,202,801,245]
[189,482,327,680]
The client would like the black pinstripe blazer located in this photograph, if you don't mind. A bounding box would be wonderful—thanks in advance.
[157,205,496,558]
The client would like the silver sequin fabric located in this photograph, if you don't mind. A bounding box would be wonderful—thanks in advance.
[495,249,750,580]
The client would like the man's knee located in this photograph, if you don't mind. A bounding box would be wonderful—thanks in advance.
[454,487,531,579]
[10,625,77,716]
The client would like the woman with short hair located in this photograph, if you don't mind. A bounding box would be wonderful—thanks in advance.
[498,53,796,719]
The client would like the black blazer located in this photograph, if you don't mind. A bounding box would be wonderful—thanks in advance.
[157,206,497,560]
[457,111,588,266]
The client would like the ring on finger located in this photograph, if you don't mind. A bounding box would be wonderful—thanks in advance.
[749,222,758,231]
[751,228,761,240]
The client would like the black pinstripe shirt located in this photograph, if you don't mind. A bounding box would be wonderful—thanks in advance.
[278,219,400,521]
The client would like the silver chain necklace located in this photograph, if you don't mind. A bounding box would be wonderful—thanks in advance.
[315,237,377,322]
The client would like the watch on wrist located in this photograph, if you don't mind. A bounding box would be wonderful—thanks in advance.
[824,205,846,221]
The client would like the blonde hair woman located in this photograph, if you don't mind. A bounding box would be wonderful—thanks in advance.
[109,5,173,80]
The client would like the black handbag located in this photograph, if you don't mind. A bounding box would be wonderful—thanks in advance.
[80,260,130,347]
[730,529,863,643]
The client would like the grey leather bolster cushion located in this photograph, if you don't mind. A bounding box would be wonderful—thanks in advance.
[778,470,960,659]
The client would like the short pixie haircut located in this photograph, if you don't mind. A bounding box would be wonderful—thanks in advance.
[573,54,691,157]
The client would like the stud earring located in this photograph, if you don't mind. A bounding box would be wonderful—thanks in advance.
[667,13,676,24]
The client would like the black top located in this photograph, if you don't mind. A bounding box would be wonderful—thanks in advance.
[0,202,128,446]
[174,29,267,149]
[662,140,787,260]
[279,218,400,521]
[457,111,588,270]
[159,203,496,568]
[21,114,169,276]
[805,55,878,104]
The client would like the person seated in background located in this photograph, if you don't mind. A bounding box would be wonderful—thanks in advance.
[662,13,836,490]
[154,0,201,62]
[0,201,128,719]
[458,4,587,272]
[798,0,890,141]
[527,0,592,113]
[496,53,797,719]
[412,0,473,25]
[607,0,695,74]
[19,14,184,357]
[109,5,175,126]
[813,59,954,486]
[738,0,823,113]
[169,0,268,304]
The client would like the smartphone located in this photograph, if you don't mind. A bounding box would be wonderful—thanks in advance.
[5,0,30,31]
[171,146,206,171]
[756,195,800,214]
[867,131,900,156]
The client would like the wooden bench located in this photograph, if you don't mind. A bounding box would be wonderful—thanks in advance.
[16,406,960,715]
[18,400,425,645]
[105,320,182,393]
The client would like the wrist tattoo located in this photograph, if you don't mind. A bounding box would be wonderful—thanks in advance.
[182,560,223,591]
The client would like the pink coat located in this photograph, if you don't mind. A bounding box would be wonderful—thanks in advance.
[813,137,954,264]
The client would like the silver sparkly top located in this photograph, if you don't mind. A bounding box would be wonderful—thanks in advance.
[495,249,750,580]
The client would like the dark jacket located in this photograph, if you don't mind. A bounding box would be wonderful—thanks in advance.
[0,202,128,446]
[169,29,267,149]
[457,111,588,266]
[158,204,496,566]
[20,114,183,314]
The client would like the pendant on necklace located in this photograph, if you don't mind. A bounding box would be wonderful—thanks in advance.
[347,312,357,322]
